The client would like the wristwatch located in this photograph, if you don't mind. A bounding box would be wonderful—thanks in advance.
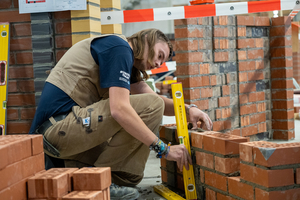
[187,104,198,115]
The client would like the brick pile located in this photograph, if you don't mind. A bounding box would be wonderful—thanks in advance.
[28,167,111,200]
[160,124,300,199]
[0,135,45,200]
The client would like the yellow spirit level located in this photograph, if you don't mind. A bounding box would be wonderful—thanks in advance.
[0,22,10,135]
[171,82,197,200]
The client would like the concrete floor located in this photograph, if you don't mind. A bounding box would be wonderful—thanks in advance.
[136,117,300,200]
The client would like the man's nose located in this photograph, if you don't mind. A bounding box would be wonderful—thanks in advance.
[155,61,160,68]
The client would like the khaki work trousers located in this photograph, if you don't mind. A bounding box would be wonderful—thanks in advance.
[44,93,164,186]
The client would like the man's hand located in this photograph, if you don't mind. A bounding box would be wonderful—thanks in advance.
[165,145,192,172]
[188,107,213,131]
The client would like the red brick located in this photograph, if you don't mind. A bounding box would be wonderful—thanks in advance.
[0,135,32,165]
[0,178,28,200]
[56,49,68,62]
[199,63,209,74]
[270,37,292,47]
[160,156,167,168]
[241,125,258,136]
[45,168,79,192]
[239,61,256,71]
[255,17,270,26]
[237,16,254,26]
[177,64,200,75]
[271,89,293,100]
[15,52,33,64]
[238,50,247,60]
[55,21,71,34]
[255,187,300,200]
[175,52,203,63]
[250,113,266,124]
[0,10,31,23]
[7,108,18,120]
[270,26,292,37]
[273,130,295,140]
[213,121,224,131]
[248,91,265,102]
[174,18,198,26]
[9,66,34,79]
[205,171,227,191]
[219,16,228,25]
[239,94,248,104]
[215,157,240,174]
[176,174,184,191]
[248,71,264,81]
[10,37,32,51]
[237,27,246,37]
[227,129,241,136]
[55,35,72,48]
[8,80,17,93]
[0,0,12,8]
[237,39,255,49]
[296,168,300,184]
[206,188,216,200]
[271,68,293,78]
[200,87,213,98]
[258,122,267,133]
[239,83,256,93]
[53,11,71,19]
[183,89,200,100]
[18,80,35,92]
[161,169,167,183]
[240,104,256,115]
[20,107,35,120]
[0,152,44,191]
[270,47,292,58]
[271,16,291,26]
[241,116,250,127]
[191,131,217,149]
[272,79,293,89]
[247,49,264,59]
[218,97,230,107]
[228,177,254,200]
[257,102,266,112]
[252,141,300,167]
[217,193,235,200]
[28,172,69,198]
[256,60,264,70]
[210,75,217,86]
[222,85,230,96]
[214,27,228,37]
[221,108,231,119]
[73,167,111,191]
[175,40,198,51]
[272,110,294,120]
[7,93,35,106]
[240,163,294,188]
[214,52,228,62]
[64,191,104,200]
[195,151,214,169]
[194,99,209,110]
[202,133,248,155]
[270,57,293,68]
[272,120,294,130]
[239,72,247,82]
[7,121,32,134]
[175,27,204,38]
[28,135,43,156]
[200,168,204,183]
[13,23,32,36]
[239,142,257,163]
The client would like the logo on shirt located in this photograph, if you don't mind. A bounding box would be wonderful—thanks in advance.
[119,70,130,84]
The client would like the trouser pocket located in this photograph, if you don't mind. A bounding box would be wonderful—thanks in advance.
[43,135,61,157]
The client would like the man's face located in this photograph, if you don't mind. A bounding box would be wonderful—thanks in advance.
[134,39,170,71]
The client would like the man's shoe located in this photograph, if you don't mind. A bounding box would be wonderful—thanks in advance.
[110,183,140,200]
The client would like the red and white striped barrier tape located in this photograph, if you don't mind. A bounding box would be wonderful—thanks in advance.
[146,61,176,75]
[101,0,297,25]
[288,3,300,19]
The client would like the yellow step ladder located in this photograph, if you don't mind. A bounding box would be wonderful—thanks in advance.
[154,82,197,200]
[0,22,10,135]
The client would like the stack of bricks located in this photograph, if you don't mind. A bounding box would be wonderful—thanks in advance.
[160,124,300,199]
[28,167,111,200]
[0,135,45,199]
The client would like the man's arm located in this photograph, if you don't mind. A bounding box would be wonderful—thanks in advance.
[130,81,213,130]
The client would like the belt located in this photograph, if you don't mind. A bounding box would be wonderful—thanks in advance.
[35,114,67,135]
[35,114,67,158]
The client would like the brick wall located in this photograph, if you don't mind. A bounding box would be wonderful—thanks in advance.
[1,1,35,134]
[160,125,300,199]
[174,16,294,140]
